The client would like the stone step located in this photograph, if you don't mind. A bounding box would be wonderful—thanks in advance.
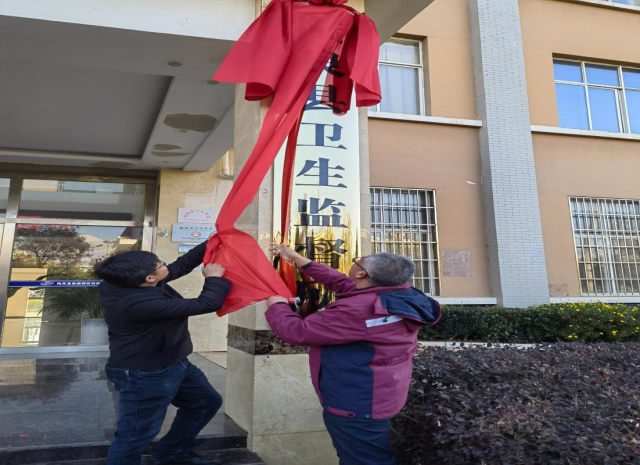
[0,433,248,465]
[32,448,265,465]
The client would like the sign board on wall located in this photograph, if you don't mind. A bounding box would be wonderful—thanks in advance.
[171,224,215,243]
[178,244,202,271]
[178,244,197,254]
[178,208,216,224]
[8,280,102,287]
[273,67,361,309]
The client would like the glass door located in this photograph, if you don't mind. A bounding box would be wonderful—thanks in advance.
[0,172,157,349]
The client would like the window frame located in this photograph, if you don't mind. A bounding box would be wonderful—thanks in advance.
[0,167,158,349]
[604,0,640,7]
[370,187,441,296]
[569,196,640,296]
[554,58,640,134]
[374,37,427,117]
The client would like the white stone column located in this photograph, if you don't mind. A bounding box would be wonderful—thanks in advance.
[468,0,550,307]
[224,85,339,465]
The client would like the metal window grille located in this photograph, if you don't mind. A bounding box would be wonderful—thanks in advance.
[569,197,640,296]
[370,188,440,295]
[554,59,640,134]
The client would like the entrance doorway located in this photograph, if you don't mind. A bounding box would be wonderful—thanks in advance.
[0,167,157,350]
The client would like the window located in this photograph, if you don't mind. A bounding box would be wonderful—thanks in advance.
[370,188,440,295]
[569,197,640,296]
[19,179,147,221]
[606,0,640,7]
[0,178,9,218]
[554,60,640,134]
[376,39,425,116]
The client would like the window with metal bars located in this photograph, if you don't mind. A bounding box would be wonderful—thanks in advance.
[569,197,640,296]
[370,188,440,295]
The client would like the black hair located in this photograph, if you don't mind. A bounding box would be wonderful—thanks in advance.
[94,251,160,287]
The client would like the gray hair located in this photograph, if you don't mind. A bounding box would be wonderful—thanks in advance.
[363,253,415,287]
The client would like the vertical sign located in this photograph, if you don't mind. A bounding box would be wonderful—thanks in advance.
[274,69,361,310]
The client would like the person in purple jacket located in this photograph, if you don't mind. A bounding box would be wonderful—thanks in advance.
[266,244,441,465]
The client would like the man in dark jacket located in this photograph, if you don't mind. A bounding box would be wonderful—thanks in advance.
[95,238,230,465]
[266,244,441,465]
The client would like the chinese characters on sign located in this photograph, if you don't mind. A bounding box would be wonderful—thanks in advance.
[274,67,361,311]
[178,208,216,224]
[171,225,216,243]
[8,281,102,287]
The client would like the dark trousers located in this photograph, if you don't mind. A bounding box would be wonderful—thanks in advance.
[105,358,222,465]
[323,410,397,465]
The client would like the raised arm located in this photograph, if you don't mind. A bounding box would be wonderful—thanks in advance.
[265,302,366,346]
[270,243,357,294]
[130,277,231,321]
[164,241,207,282]
[298,262,357,294]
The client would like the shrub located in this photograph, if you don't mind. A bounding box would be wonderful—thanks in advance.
[392,344,640,464]
[420,303,640,343]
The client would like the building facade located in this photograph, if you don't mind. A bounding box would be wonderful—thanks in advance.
[0,0,639,462]
[370,0,640,308]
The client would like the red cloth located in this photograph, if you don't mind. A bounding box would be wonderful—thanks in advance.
[277,108,304,296]
[204,0,381,315]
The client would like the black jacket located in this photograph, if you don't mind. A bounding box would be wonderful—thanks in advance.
[98,242,231,369]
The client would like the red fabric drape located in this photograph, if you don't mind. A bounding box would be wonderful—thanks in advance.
[204,0,381,315]
[277,108,304,296]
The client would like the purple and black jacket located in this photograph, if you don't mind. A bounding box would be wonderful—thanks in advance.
[265,262,441,420]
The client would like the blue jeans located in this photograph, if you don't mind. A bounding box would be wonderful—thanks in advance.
[323,410,396,465]
[105,358,222,465]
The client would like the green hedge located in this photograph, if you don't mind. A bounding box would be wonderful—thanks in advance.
[420,303,640,343]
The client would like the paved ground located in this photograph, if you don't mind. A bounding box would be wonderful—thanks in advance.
[0,352,243,451]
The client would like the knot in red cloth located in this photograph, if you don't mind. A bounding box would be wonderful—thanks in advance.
[308,0,348,5]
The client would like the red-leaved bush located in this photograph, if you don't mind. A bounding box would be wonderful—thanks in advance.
[393,344,640,464]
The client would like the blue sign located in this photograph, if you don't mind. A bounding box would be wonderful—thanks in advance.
[178,244,202,271]
[178,244,197,254]
[8,281,102,288]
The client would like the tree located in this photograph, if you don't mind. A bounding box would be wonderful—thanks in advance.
[9,227,92,300]
[13,226,90,268]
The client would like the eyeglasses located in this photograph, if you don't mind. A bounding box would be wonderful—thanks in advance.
[153,261,167,273]
[352,257,369,276]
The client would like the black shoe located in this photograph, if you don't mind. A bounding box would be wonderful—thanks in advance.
[151,451,222,465]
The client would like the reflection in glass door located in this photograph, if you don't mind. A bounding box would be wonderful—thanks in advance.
[0,173,156,349]
[6,225,144,347]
